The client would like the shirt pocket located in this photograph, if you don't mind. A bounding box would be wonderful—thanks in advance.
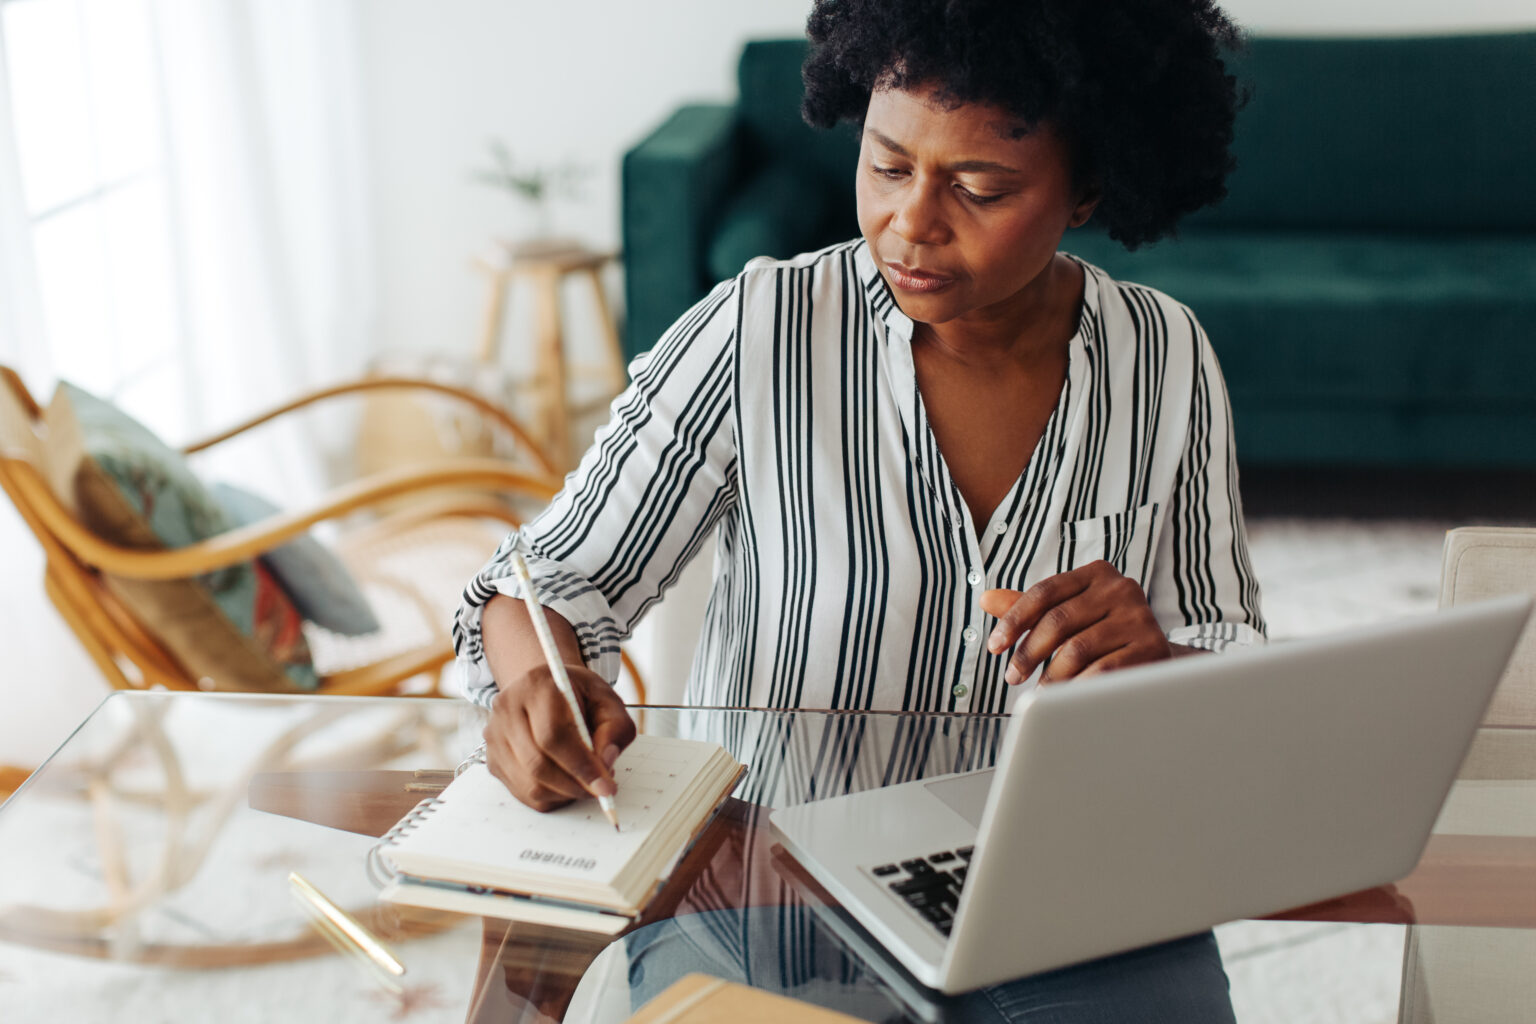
[1060,501,1162,587]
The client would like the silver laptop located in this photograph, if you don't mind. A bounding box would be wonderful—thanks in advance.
[770,595,1532,995]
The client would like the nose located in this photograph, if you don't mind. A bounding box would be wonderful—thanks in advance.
[890,181,948,246]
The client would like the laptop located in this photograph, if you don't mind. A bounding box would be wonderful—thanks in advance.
[770,595,1533,995]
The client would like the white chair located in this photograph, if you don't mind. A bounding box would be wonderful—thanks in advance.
[1397,527,1536,1024]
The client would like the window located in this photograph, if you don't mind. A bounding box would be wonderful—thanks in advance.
[1,0,187,437]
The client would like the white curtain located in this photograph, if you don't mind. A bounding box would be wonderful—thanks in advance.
[152,0,377,493]
[0,41,46,382]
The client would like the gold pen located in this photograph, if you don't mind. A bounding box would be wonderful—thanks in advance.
[508,550,621,831]
[289,871,405,988]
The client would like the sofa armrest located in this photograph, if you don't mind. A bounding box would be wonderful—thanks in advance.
[622,103,742,362]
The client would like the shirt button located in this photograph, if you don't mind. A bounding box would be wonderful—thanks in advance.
[967,569,982,587]
[993,522,1007,535]
[963,626,978,644]
[952,683,969,699]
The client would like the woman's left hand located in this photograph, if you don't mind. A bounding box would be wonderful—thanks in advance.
[980,560,1172,684]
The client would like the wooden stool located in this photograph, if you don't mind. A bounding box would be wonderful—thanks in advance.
[476,240,627,469]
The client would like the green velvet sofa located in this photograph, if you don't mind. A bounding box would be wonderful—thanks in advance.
[621,34,1536,468]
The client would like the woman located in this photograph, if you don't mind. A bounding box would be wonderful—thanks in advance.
[455,0,1261,811]
[457,1,1262,1017]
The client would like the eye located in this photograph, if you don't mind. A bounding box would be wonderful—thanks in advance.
[870,162,907,180]
[955,184,1005,206]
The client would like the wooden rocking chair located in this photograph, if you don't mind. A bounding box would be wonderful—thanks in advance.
[0,366,646,704]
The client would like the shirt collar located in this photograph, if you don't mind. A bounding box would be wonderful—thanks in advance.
[852,240,914,346]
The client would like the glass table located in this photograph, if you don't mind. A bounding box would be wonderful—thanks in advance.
[0,692,1530,1022]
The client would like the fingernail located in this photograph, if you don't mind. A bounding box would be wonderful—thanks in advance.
[602,744,620,769]
[987,629,1005,654]
[1005,664,1021,686]
[592,777,616,797]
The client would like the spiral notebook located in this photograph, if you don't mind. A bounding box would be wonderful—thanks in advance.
[372,735,746,933]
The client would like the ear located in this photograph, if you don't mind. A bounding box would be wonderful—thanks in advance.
[1068,190,1101,229]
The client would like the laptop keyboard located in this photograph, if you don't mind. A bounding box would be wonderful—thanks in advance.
[868,846,973,937]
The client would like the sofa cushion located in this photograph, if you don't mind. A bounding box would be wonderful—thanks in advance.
[209,482,380,637]
[43,383,320,691]
[1066,230,1536,465]
[706,161,833,282]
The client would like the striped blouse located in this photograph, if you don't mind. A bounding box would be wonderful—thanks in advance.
[454,240,1265,713]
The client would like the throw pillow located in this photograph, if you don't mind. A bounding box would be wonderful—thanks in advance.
[43,382,319,691]
[210,482,380,636]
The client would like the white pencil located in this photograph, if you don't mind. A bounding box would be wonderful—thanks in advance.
[508,550,621,831]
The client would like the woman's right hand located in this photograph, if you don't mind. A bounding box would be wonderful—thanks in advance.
[479,593,637,812]
[483,663,637,812]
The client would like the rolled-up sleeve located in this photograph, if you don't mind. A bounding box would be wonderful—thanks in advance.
[1149,323,1267,653]
[452,277,742,707]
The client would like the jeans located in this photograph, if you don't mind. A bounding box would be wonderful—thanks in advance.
[623,907,1236,1024]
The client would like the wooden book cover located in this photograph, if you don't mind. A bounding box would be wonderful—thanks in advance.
[625,974,875,1024]
[375,735,744,929]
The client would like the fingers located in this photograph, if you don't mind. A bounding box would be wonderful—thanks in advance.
[1066,638,1165,680]
[509,698,594,808]
[984,562,1171,686]
[1012,600,1108,684]
[984,570,1093,663]
[522,674,620,798]
[484,694,578,812]
[1035,619,1127,682]
[587,684,638,771]
[1039,615,1172,682]
[978,588,1022,620]
[483,668,636,812]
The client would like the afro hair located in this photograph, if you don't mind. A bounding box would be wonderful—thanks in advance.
[802,0,1244,249]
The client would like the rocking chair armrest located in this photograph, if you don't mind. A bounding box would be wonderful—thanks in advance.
[0,366,41,421]
[5,455,558,580]
[180,376,560,478]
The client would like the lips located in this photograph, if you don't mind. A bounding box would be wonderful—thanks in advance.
[884,260,955,294]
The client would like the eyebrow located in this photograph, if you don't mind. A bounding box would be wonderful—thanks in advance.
[864,128,1022,176]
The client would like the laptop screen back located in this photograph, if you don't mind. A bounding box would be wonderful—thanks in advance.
[939,596,1531,993]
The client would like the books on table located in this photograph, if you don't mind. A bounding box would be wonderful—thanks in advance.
[373,734,745,933]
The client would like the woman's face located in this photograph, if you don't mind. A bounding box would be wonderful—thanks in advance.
[856,84,1097,330]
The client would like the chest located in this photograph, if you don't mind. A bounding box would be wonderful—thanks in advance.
[912,348,1068,530]
[729,267,1194,556]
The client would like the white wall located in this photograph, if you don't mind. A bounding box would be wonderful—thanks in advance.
[1224,0,1535,35]
[359,0,814,364]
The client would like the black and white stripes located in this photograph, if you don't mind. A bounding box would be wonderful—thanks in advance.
[454,240,1265,711]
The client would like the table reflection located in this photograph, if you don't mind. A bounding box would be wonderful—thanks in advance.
[0,693,485,1021]
[0,693,1531,1023]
